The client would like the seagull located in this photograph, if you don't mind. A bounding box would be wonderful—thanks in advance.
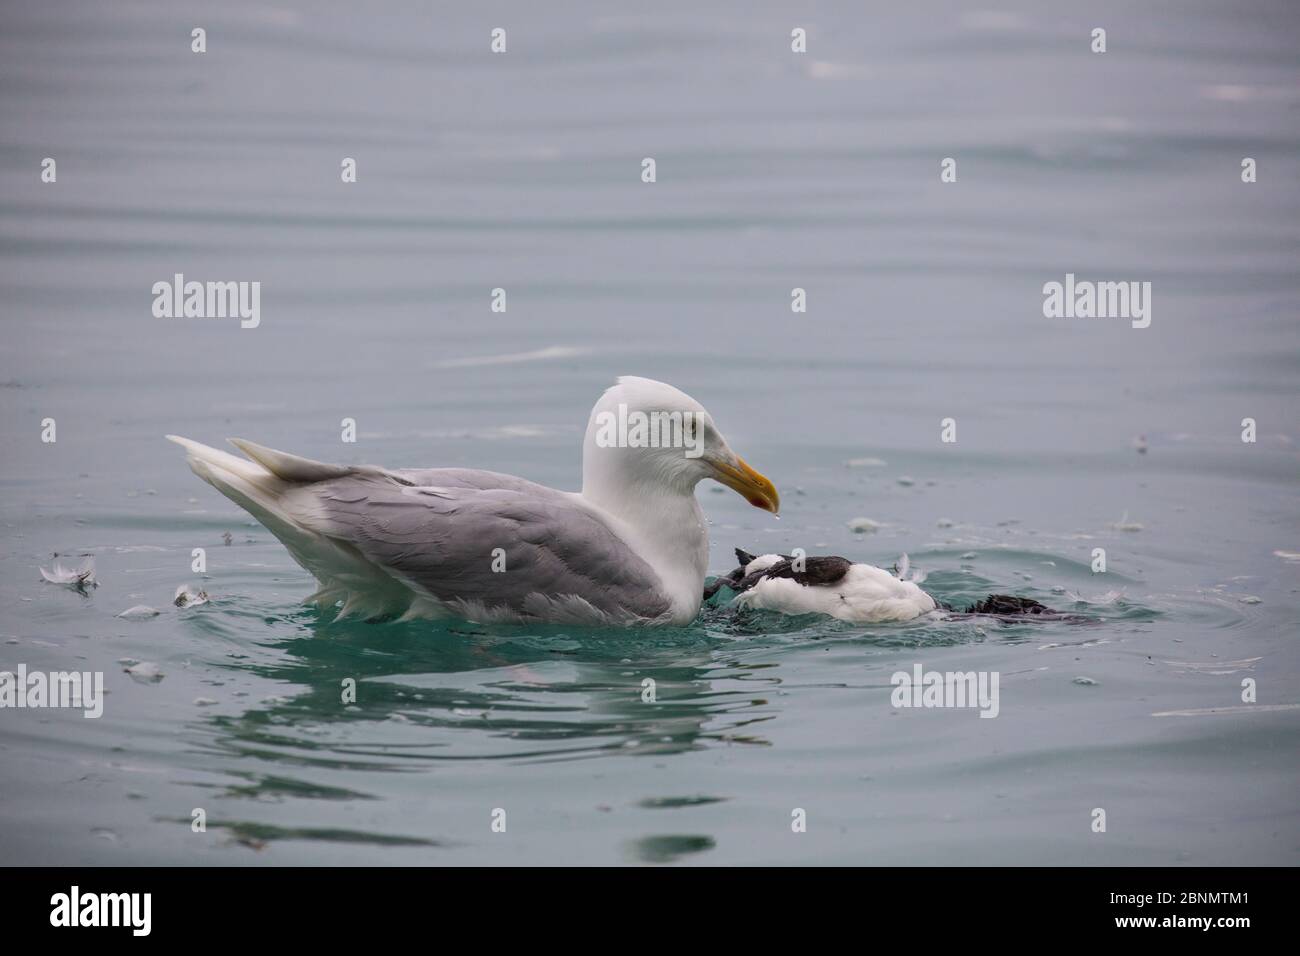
[706,549,1060,623]
[167,377,778,626]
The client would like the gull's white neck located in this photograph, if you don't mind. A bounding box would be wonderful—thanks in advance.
[580,457,708,625]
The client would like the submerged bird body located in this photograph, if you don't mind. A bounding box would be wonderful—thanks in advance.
[709,549,937,623]
[707,548,1059,624]
[169,378,779,626]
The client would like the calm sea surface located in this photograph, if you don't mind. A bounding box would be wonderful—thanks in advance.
[1,0,1297,864]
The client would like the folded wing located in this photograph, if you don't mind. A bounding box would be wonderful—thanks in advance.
[293,473,674,623]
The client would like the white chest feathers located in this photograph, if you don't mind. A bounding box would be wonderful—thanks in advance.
[734,561,937,623]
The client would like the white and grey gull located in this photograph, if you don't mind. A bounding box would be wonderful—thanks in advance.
[168,377,779,626]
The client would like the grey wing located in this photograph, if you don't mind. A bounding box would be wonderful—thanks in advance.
[390,467,550,494]
[296,473,673,623]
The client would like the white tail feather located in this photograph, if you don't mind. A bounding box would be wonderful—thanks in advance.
[227,438,352,483]
[167,435,420,619]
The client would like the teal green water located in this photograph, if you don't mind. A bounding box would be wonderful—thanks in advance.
[1,0,1298,864]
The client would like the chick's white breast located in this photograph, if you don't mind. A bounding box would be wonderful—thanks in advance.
[738,563,936,623]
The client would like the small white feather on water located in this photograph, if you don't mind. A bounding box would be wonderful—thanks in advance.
[40,557,97,590]
[117,605,161,619]
[174,584,209,608]
[1110,511,1144,532]
[124,661,164,683]
[892,553,926,585]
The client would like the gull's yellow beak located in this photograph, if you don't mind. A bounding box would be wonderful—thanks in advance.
[711,456,780,514]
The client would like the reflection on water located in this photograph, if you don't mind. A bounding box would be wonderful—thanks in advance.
[148,558,1167,856]
[209,615,746,767]
[192,555,1155,777]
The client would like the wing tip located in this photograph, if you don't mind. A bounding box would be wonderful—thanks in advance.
[224,438,351,483]
[166,434,206,455]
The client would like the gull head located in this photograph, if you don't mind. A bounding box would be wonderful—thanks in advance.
[582,376,779,513]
